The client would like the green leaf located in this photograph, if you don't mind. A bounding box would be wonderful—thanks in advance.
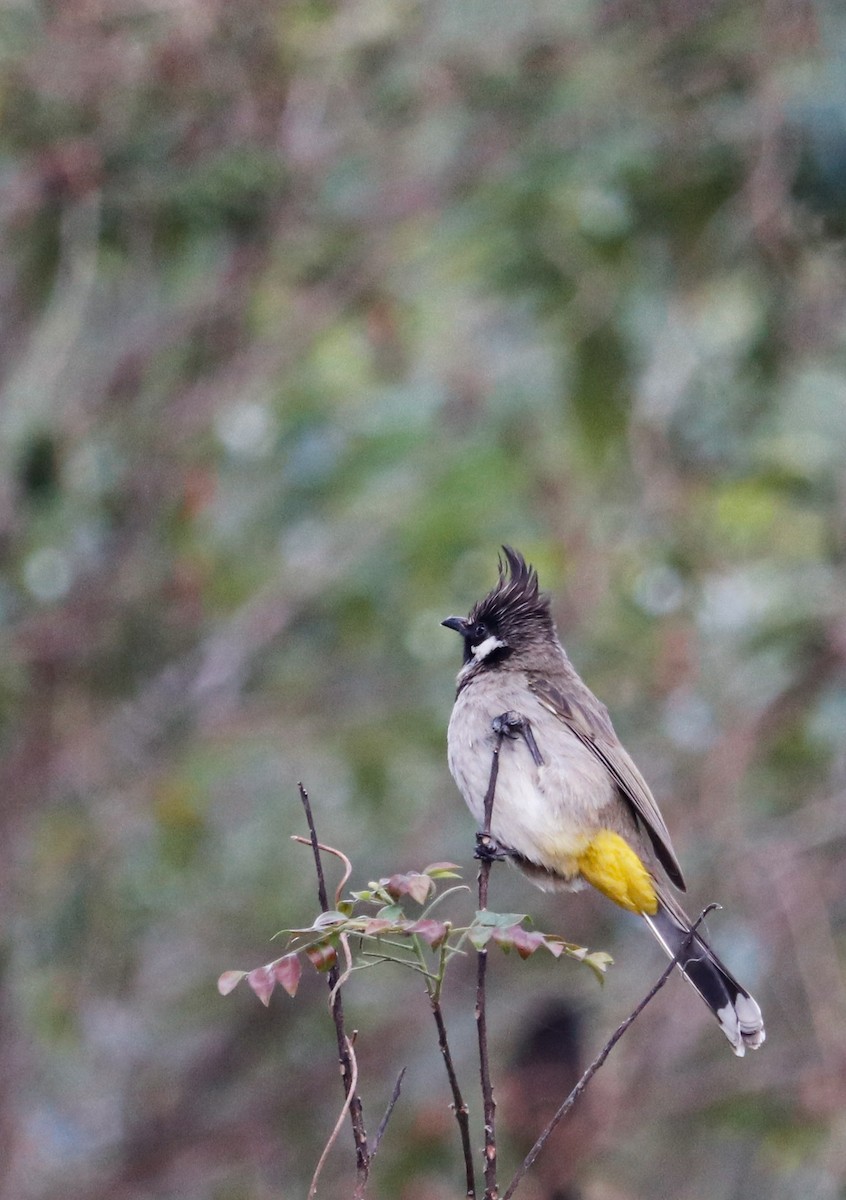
[375,903,404,922]
[470,910,530,947]
[423,862,463,879]
[468,924,494,950]
[473,911,528,928]
[584,951,614,981]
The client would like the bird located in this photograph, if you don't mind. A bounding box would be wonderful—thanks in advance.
[442,546,765,1056]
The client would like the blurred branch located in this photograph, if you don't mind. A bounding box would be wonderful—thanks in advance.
[771,844,846,1062]
[766,791,846,854]
[369,1067,407,1160]
[298,784,370,1191]
[502,905,719,1200]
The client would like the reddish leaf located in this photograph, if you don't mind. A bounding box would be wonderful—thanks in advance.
[494,925,545,959]
[382,871,433,903]
[363,918,399,936]
[407,918,449,948]
[217,970,246,996]
[247,964,276,1007]
[405,873,435,904]
[305,941,338,972]
[382,873,406,899]
[541,935,565,959]
[274,954,302,997]
[382,872,433,904]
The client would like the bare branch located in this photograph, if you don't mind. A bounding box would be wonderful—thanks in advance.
[308,1033,359,1200]
[476,723,507,1200]
[430,998,477,1198]
[369,1067,407,1160]
[298,783,331,913]
[297,785,370,1189]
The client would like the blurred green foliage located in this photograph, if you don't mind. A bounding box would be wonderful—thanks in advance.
[1,2,845,1199]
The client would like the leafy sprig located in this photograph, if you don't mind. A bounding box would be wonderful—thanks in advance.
[218,861,611,1008]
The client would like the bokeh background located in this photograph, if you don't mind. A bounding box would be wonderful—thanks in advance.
[2,1,846,1197]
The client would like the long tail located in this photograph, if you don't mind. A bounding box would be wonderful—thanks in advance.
[643,894,765,1056]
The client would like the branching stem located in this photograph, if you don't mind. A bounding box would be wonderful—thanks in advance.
[298,783,370,1188]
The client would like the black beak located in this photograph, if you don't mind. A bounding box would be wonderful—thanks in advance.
[441,615,468,635]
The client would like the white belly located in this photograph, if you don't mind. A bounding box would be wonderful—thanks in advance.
[446,675,617,877]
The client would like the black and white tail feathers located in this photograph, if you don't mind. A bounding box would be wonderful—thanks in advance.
[643,895,765,1056]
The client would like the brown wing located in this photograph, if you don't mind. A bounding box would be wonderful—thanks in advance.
[528,674,686,891]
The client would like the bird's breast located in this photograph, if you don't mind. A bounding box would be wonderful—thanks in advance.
[447,676,617,877]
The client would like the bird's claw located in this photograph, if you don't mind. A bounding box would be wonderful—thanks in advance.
[492,710,524,737]
[491,710,544,766]
[475,833,510,863]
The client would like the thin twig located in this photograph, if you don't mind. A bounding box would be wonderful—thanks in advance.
[431,996,477,1198]
[477,726,506,1200]
[501,904,720,1200]
[299,782,331,912]
[308,1033,359,1200]
[369,1067,407,1159]
[328,932,354,1009]
[297,784,369,1188]
[407,920,476,1196]
[290,834,353,909]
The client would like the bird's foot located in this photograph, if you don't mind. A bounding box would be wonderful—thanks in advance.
[491,710,544,766]
[475,832,510,863]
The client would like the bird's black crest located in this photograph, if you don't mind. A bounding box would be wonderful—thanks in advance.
[470,546,553,641]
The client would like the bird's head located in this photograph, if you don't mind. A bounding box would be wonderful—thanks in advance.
[442,547,555,669]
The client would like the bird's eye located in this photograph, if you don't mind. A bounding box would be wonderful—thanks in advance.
[472,622,489,643]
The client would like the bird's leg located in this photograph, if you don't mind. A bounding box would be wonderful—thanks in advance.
[474,710,543,861]
[491,710,545,767]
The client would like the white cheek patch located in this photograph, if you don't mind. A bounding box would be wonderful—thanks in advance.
[471,635,507,662]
